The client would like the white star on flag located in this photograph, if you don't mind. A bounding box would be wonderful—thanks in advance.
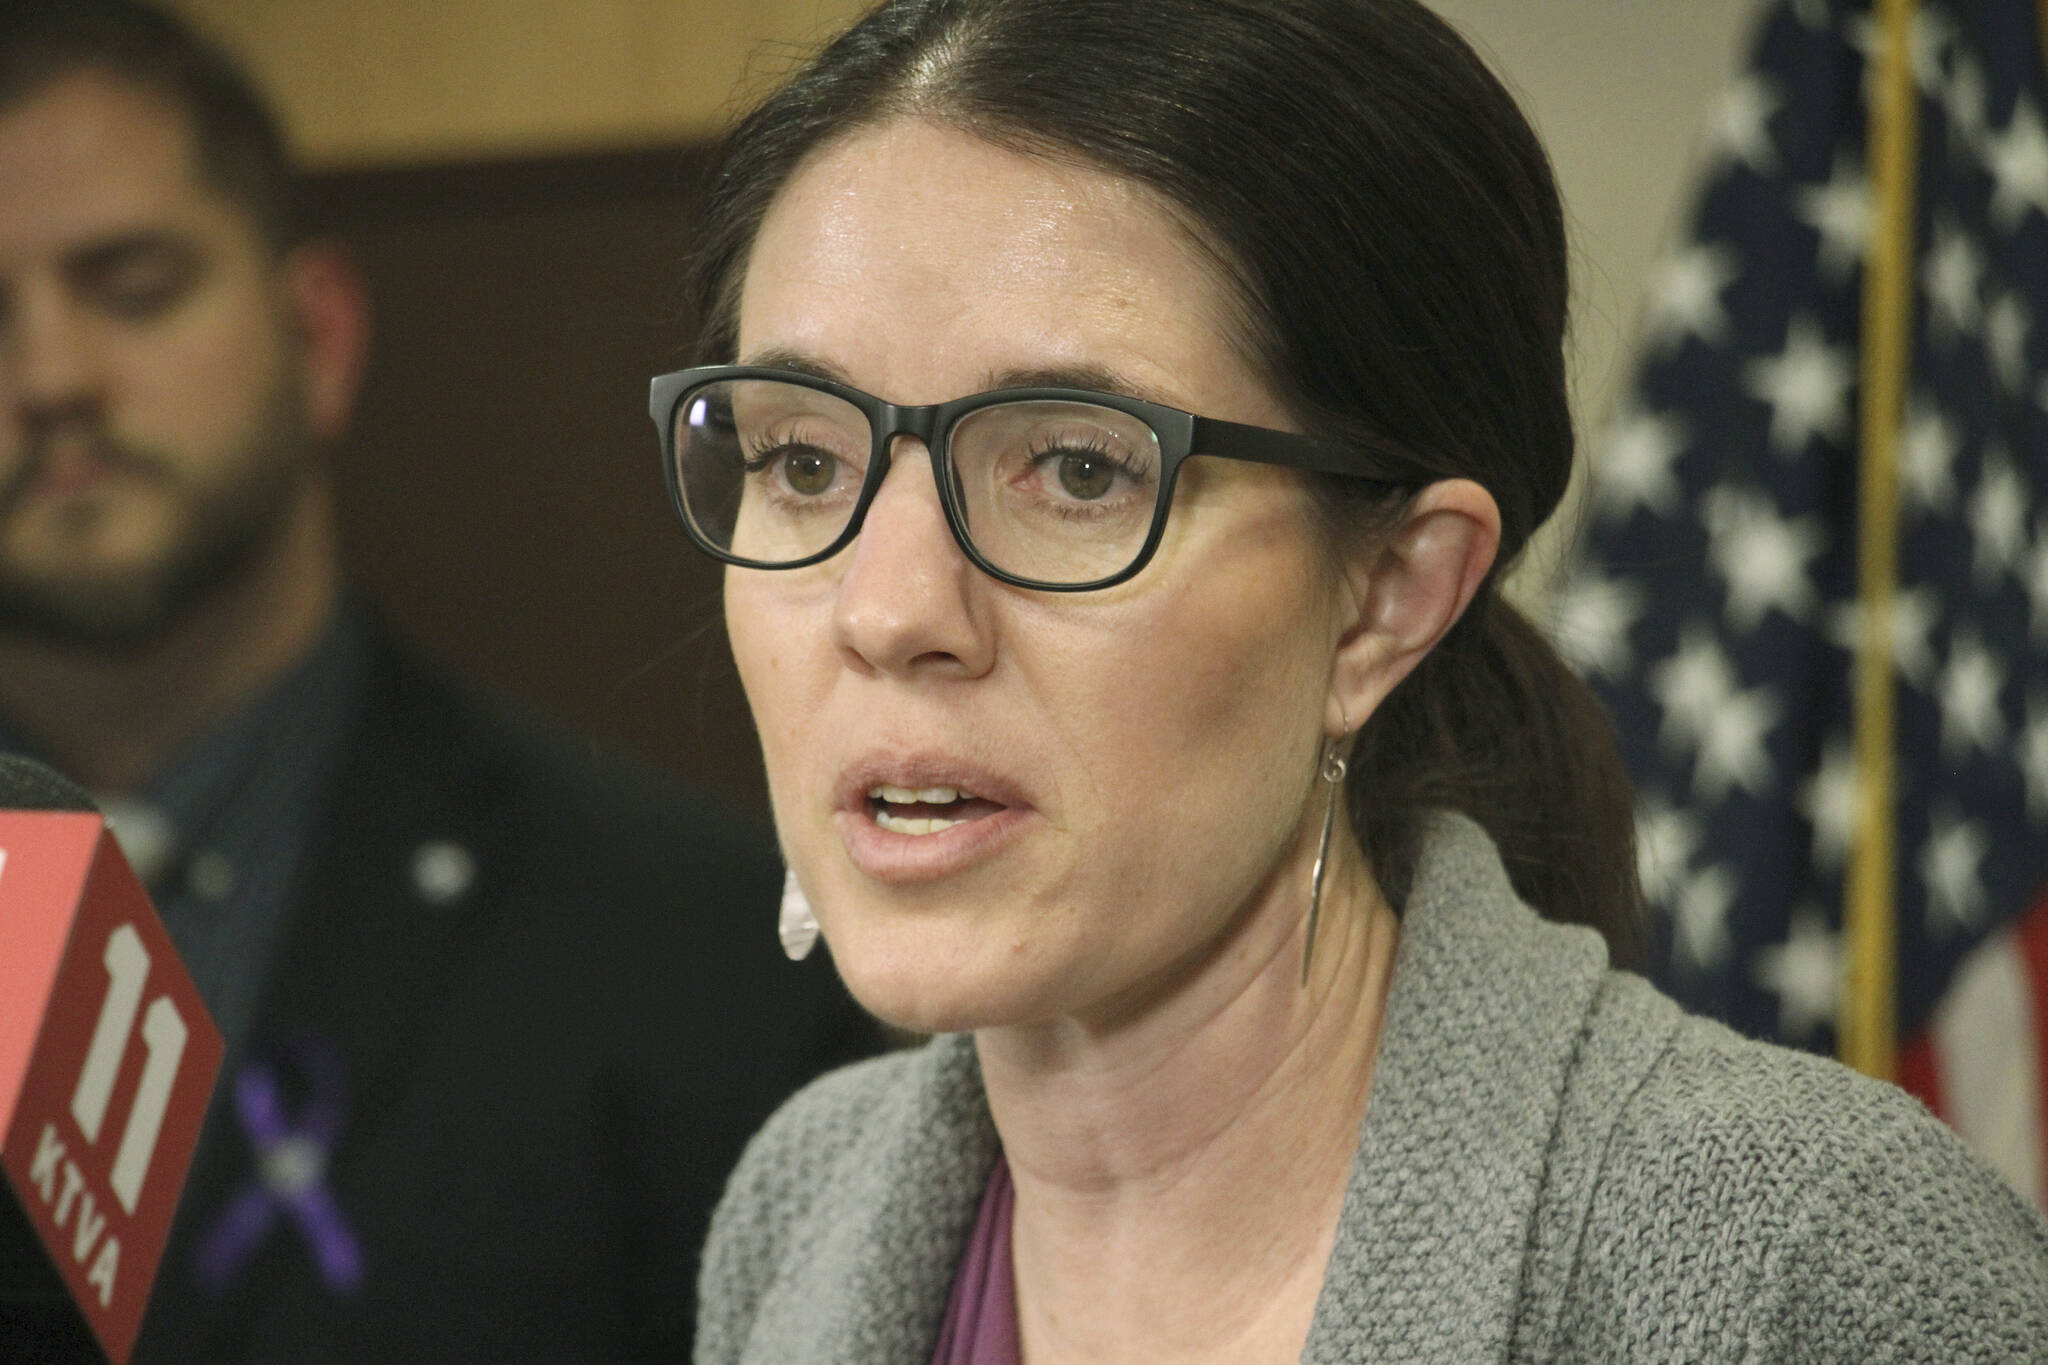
[1969,449,2028,586]
[1937,627,2009,758]
[1793,153,1871,282]
[1696,681,1784,800]
[1941,54,1990,152]
[1984,293,2033,394]
[1635,795,1703,906]
[1552,563,1645,681]
[1796,736,1859,873]
[1648,627,1740,756]
[1924,217,1986,342]
[1702,484,1829,629]
[1898,400,1962,517]
[1593,408,1689,521]
[1710,74,1784,173]
[1984,94,2048,229]
[1744,314,1854,455]
[1749,905,1842,1040]
[1644,245,1741,353]
[1920,806,1990,933]
[1675,861,1739,969]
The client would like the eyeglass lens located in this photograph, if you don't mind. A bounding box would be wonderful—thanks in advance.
[673,378,1166,584]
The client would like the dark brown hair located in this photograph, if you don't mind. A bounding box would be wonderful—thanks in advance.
[690,0,1646,966]
[0,0,298,251]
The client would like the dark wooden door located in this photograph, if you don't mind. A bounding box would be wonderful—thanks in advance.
[306,148,766,803]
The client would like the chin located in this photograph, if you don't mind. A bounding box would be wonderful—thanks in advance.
[824,914,1058,1037]
[850,990,990,1039]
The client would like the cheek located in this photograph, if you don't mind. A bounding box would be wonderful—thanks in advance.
[113,287,288,460]
[725,574,830,808]
[725,577,784,733]
[1106,549,1327,754]
[1034,553,1334,858]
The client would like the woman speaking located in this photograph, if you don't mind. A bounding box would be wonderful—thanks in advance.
[652,0,2048,1358]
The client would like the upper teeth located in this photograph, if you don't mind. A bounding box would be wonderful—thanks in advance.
[869,784,965,804]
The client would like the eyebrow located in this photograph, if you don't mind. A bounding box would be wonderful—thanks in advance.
[738,348,856,386]
[736,347,1182,409]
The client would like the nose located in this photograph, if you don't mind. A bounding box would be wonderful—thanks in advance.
[4,282,104,423]
[830,436,996,679]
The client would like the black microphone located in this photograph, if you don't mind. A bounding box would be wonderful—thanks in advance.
[1,755,225,1364]
[0,753,95,811]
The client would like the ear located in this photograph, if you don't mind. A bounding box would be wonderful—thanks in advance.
[1325,478,1501,736]
[279,239,370,442]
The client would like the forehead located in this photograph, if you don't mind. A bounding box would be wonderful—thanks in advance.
[0,69,232,263]
[738,118,1263,413]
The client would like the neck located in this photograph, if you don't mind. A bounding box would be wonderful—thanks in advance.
[976,827,1399,1365]
[0,480,340,794]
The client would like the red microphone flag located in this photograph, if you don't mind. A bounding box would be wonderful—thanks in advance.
[1,810,223,1364]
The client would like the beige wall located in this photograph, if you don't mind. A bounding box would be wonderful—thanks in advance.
[1431,0,1767,588]
[170,0,1769,585]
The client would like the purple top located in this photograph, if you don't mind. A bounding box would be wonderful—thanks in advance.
[930,1154,1021,1365]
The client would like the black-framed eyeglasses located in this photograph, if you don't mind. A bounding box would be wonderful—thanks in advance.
[648,364,1410,591]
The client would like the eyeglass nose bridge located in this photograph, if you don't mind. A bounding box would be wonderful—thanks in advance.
[866,398,961,485]
[869,398,946,450]
[838,398,978,556]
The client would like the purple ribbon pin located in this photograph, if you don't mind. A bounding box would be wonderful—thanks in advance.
[196,1041,363,1295]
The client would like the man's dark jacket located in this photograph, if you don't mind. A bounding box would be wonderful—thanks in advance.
[117,635,874,1361]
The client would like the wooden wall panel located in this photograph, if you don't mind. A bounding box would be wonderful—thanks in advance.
[304,151,768,798]
[168,0,871,166]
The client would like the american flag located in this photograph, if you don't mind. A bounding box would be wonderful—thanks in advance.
[1563,0,2048,1207]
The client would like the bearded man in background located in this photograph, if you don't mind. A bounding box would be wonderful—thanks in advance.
[0,4,874,1359]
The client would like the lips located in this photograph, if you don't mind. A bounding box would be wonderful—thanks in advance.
[833,758,1032,882]
[3,432,158,512]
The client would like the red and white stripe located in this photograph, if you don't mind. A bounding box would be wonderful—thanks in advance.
[1899,889,2048,1211]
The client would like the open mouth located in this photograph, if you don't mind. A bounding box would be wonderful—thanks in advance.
[865,784,1007,836]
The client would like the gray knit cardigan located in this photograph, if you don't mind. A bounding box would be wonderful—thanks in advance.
[697,814,2048,1362]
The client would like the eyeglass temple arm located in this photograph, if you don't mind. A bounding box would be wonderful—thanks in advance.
[1189,415,1413,483]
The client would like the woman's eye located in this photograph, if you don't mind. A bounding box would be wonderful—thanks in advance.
[1056,451,1115,501]
[743,439,851,496]
[783,449,837,495]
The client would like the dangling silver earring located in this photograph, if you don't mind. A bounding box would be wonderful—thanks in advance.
[1301,743,1348,986]
[778,867,820,961]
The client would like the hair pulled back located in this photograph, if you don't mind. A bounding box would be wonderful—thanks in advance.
[690,0,1645,966]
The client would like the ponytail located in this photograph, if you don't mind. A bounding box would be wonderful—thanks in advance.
[1347,585,1647,970]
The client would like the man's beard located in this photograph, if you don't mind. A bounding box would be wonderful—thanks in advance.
[0,383,315,656]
